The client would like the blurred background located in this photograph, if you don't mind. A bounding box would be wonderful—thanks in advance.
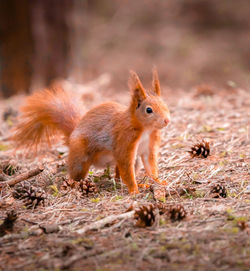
[0,0,249,98]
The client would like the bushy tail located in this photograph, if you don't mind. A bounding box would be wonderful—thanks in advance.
[12,87,81,150]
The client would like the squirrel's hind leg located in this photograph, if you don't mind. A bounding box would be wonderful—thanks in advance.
[115,166,120,180]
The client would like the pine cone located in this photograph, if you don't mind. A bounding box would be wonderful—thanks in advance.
[0,210,18,237]
[210,184,227,198]
[134,204,155,227]
[189,140,210,158]
[2,107,18,121]
[167,204,186,222]
[13,182,47,208]
[79,179,98,196]
[156,203,169,215]
[61,178,78,190]
[237,221,248,231]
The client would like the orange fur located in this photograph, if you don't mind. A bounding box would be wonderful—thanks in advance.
[12,87,81,150]
[12,69,170,194]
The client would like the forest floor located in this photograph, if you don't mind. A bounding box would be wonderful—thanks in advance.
[0,82,249,271]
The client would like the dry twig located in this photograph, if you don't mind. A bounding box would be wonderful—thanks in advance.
[0,167,44,188]
[76,210,135,234]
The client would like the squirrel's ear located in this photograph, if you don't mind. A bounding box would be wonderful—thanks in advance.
[129,71,146,103]
[152,67,161,96]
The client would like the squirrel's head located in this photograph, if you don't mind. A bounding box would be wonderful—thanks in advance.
[129,68,170,129]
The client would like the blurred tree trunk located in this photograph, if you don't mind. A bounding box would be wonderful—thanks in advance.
[31,0,73,90]
[0,0,73,98]
[0,0,32,97]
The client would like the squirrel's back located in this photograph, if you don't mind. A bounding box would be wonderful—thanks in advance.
[71,101,127,151]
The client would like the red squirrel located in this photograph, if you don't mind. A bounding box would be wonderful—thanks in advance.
[13,69,170,194]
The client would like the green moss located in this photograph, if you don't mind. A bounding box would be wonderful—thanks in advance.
[6,118,13,127]
[234,216,248,223]
[22,225,30,233]
[61,169,67,175]
[130,242,138,250]
[161,242,180,250]
[80,208,88,212]
[111,178,117,191]
[95,215,105,221]
[171,143,185,149]
[226,209,248,223]
[111,195,123,201]
[216,127,226,131]
[49,184,59,197]
[93,176,101,183]
[0,143,9,151]
[227,192,237,198]
[91,197,100,203]
[202,125,214,133]
[193,244,201,255]
[219,151,228,158]
[102,167,111,179]
[158,196,166,203]
[239,153,246,159]
[144,192,152,200]
[192,173,199,180]
[71,237,94,246]
[219,160,229,166]
[224,227,239,234]
[182,243,192,251]
[226,208,235,220]
[193,190,205,198]
[159,217,167,226]
[158,245,166,252]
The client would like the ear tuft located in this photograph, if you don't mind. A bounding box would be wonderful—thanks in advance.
[129,70,146,103]
[152,66,161,96]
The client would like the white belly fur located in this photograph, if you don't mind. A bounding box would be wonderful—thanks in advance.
[92,131,151,169]
[137,130,151,156]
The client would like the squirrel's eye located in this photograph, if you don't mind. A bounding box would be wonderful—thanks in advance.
[146,107,153,114]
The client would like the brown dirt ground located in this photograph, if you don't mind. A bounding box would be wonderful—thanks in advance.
[0,82,249,271]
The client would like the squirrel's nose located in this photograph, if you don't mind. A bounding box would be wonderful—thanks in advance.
[164,118,170,125]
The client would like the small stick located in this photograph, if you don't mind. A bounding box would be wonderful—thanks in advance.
[0,174,8,182]
[0,167,44,188]
[21,218,39,225]
[58,215,88,226]
[76,210,135,235]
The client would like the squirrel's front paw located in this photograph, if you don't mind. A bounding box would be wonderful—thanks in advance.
[138,183,151,189]
[128,187,139,194]
[154,178,168,186]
